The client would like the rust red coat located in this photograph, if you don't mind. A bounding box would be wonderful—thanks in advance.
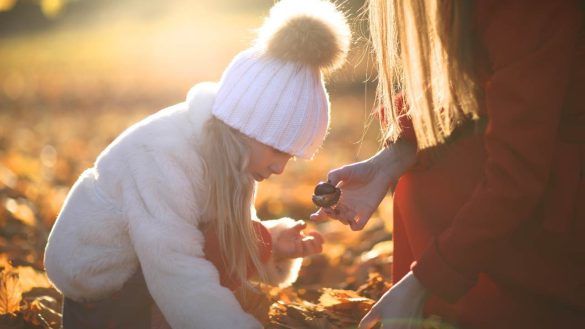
[391,1,585,328]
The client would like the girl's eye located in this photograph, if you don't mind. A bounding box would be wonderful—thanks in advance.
[270,146,292,159]
[272,147,285,155]
[280,150,292,158]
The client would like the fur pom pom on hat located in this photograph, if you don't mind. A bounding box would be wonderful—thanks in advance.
[256,0,351,72]
[212,0,351,159]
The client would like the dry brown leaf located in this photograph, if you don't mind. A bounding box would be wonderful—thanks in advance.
[319,289,374,320]
[14,267,52,293]
[355,272,392,300]
[21,296,62,328]
[0,260,22,315]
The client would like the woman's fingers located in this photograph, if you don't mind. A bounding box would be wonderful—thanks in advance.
[359,307,380,329]
[350,208,373,231]
[327,168,344,187]
[332,204,358,226]
[310,206,345,223]
[310,203,361,230]
[327,165,354,187]
[309,208,329,221]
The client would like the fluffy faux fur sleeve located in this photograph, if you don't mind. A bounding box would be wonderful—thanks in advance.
[123,150,262,329]
[260,218,304,288]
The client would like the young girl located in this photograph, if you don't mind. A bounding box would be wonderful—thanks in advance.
[43,0,351,328]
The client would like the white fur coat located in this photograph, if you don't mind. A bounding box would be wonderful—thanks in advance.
[43,82,303,329]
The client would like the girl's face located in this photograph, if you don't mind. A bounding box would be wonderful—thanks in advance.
[244,137,292,182]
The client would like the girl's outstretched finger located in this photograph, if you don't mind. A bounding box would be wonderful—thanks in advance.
[306,231,324,244]
[306,232,324,253]
[294,238,303,257]
[292,220,307,231]
[300,235,322,256]
[311,238,323,254]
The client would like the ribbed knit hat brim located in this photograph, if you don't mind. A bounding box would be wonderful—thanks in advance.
[213,49,329,159]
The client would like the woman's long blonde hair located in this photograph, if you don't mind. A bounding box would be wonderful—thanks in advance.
[198,117,266,287]
[369,0,481,148]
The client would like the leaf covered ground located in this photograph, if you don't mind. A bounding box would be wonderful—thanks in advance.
[0,103,395,328]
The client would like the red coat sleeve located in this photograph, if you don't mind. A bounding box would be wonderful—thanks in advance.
[411,0,583,302]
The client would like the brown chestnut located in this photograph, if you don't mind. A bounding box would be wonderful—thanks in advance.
[314,181,337,195]
[312,181,341,208]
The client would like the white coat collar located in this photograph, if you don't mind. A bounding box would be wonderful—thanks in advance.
[186,82,219,134]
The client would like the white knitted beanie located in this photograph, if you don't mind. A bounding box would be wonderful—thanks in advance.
[212,0,351,159]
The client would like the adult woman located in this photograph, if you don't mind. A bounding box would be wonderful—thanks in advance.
[312,0,584,328]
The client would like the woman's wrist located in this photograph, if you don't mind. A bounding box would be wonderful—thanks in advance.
[372,139,417,179]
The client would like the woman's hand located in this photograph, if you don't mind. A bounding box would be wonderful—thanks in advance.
[359,271,429,329]
[273,220,324,259]
[310,140,417,231]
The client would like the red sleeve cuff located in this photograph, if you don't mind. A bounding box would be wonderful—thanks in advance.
[394,94,417,143]
[377,93,418,146]
[411,240,477,303]
[204,221,273,290]
[253,220,273,263]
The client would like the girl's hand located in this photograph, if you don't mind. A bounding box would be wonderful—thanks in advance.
[273,220,324,259]
[310,140,417,231]
[359,272,428,329]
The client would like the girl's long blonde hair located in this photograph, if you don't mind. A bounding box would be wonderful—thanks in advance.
[369,0,481,149]
[198,117,266,287]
